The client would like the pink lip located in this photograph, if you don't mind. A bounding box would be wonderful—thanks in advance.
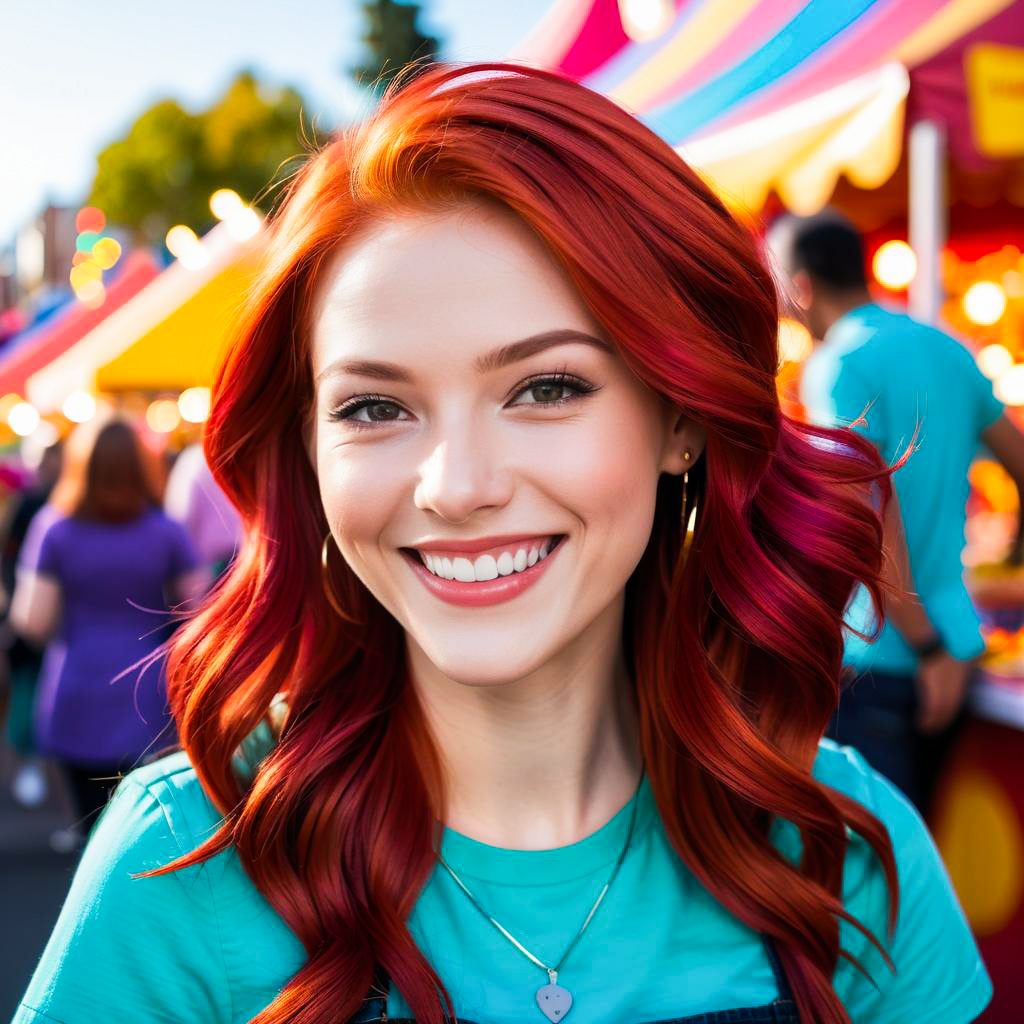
[401,536,565,607]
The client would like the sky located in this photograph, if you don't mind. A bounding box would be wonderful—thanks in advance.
[0,0,552,245]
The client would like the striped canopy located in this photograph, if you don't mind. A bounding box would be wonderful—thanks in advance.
[511,0,1024,213]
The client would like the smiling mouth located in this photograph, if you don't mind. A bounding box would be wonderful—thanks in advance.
[398,534,567,582]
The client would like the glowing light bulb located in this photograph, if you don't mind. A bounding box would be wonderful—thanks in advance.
[964,282,1007,326]
[872,241,916,290]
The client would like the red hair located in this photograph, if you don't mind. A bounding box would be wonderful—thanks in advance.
[138,63,900,1023]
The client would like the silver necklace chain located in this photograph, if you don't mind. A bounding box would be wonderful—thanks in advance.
[437,770,644,986]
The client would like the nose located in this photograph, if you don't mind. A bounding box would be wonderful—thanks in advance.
[414,422,513,524]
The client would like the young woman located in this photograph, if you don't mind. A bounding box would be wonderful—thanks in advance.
[15,64,989,1024]
[8,415,207,836]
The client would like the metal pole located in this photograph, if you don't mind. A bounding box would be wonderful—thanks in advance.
[908,119,946,325]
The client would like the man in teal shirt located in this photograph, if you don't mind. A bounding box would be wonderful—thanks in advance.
[768,211,1024,814]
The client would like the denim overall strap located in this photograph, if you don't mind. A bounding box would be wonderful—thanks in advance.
[760,934,796,1004]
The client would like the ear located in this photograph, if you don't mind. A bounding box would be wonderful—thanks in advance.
[659,408,707,477]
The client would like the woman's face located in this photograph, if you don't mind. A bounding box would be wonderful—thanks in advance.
[308,201,702,689]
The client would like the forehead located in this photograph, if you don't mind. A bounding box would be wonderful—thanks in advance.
[309,203,603,376]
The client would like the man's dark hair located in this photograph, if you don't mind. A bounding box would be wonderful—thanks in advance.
[768,210,868,292]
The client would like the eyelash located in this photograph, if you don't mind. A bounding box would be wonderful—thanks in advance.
[327,370,598,429]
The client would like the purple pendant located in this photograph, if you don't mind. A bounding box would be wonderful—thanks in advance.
[536,982,572,1022]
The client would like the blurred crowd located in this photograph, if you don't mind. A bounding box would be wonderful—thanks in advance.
[0,414,240,852]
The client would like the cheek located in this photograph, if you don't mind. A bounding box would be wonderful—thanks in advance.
[316,446,402,550]
[539,404,662,535]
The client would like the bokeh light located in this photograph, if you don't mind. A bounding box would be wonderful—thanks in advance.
[777,317,813,364]
[69,263,101,290]
[74,280,105,307]
[618,0,674,42]
[224,206,262,241]
[210,188,244,221]
[91,237,122,270]
[165,225,198,257]
[146,399,181,433]
[165,225,208,269]
[177,386,211,423]
[964,281,1008,326]
[75,207,105,234]
[995,364,1024,405]
[75,230,101,254]
[977,344,1014,380]
[872,240,917,290]
[62,391,97,424]
[8,402,40,437]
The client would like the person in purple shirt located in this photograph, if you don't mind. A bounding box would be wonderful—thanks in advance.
[9,414,210,837]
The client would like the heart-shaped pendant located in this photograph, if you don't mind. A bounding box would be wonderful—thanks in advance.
[536,982,573,1022]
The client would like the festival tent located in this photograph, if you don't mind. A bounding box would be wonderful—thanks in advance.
[0,249,161,401]
[25,220,264,414]
[512,0,1024,320]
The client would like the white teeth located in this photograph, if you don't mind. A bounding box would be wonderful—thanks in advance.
[452,557,475,582]
[472,554,499,581]
[418,537,560,582]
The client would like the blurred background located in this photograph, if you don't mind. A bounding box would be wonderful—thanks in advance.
[1,2,1023,1022]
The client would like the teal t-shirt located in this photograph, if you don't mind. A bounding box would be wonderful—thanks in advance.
[15,740,990,1024]
[800,302,1004,674]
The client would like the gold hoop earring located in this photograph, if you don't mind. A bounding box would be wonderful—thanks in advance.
[320,532,362,623]
[681,469,698,560]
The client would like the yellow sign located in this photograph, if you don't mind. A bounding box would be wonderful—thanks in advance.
[965,44,1024,157]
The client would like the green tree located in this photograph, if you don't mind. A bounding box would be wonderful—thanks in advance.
[87,71,325,246]
[350,0,441,95]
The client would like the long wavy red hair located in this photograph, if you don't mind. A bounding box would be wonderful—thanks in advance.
[138,63,901,1024]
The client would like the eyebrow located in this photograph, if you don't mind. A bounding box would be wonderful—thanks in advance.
[314,329,613,385]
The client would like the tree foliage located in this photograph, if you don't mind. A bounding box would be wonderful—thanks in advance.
[350,0,441,95]
[87,71,324,246]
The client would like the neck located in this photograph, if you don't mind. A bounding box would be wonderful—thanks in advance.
[817,287,872,336]
[407,604,644,850]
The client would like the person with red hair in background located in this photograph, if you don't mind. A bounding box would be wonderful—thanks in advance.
[17,65,989,1024]
[8,414,209,846]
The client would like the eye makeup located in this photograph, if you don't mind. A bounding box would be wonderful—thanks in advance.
[326,369,600,430]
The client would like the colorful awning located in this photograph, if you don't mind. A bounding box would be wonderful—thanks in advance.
[0,250,160,400]
[511,0,1024,212]
[26,221,263,412]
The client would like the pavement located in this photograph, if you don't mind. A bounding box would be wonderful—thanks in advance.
[0,744,83,1022]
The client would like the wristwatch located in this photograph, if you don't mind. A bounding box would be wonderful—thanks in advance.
[911,634,946,662]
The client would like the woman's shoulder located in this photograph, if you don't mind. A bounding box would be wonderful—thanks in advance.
[810,737,931,853]
[811,736,890,806]
[118,749,225,850]
[806,738,992,1023]
[15,747,306,1024]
